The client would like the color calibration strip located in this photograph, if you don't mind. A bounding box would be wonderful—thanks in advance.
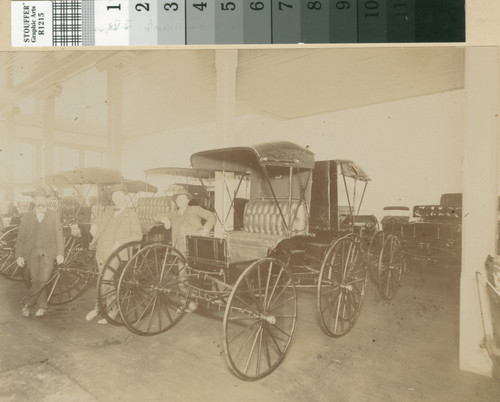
[11,0,464,47]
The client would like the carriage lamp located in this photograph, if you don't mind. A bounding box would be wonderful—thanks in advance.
[70,223,81,238]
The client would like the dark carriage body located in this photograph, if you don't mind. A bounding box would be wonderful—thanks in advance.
[186,141,314,283]
[402,201,462,266]
[309,160,376,244]
[186,151,374,287]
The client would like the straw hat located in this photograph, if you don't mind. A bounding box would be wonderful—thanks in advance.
[166,184,192,200]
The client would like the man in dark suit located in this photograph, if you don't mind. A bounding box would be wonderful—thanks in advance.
[16,187,64,317]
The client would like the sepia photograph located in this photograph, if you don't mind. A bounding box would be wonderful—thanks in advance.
[0,45,499,401]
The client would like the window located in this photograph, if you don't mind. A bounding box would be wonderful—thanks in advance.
[84,150,106,167]
[54,146,79,171]
[14,142,34,181]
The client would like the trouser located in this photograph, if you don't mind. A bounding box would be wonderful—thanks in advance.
[95,250,120,318]
[23,251,55,309]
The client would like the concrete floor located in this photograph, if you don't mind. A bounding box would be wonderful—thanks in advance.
[1,266,499,402]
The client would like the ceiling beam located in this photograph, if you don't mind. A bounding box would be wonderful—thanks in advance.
[0,51,117,112]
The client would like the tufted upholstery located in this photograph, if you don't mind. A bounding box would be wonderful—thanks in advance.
[136,196,176,233]
[227,198,308,264]
[17,201,33,214]
[243,198,308,236]
[46,198,60,212]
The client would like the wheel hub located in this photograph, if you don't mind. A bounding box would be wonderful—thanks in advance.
[340,283,353,292]
[260,314,276,325]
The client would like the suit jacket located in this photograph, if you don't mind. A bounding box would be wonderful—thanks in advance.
[15,210,64,260]
[91,206,142,263]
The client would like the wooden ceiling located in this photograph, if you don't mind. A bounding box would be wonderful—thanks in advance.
[0,47,465,142]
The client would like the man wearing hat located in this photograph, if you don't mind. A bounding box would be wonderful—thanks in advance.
[16,187,64,317]
[157,184,216,312]
[85,184,142,324]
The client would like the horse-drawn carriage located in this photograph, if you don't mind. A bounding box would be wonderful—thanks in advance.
[39,167,157,306]
[0,167,157,308]
[380,194,462,269]
[111,142,381,380]
[365,193,462,300]
[0,197,35,281]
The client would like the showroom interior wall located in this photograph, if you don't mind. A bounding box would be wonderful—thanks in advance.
[121,88,464,216]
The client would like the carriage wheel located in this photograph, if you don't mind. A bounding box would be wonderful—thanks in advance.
[317,237,367,337]
[0,255,23,281]
[117,243,190,336]
[223,258,297,381]
[359,220,379,250]
[0,227,24,282]
[97,241,142,326]
[378,235,404,300]
[46,238,96,305]
[366,231,387,284]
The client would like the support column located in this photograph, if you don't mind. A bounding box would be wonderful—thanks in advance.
[0,107,18,201]
[215,50,238,148]
[38,84,62,178]
[97,52,136,171]
[106,65,123,170]
[460,46,499,377]
[213,171,234,237]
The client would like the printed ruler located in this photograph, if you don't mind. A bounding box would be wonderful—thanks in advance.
[11,0,464,47]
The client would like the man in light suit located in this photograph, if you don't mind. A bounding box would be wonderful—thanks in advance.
[16,188,64,317]
[86,185,142,324]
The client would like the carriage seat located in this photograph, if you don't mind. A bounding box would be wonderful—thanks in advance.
[17,201,33,214]
[46,198,60,212]
[136,196,176,234]
[243,198,308,236]
[228,198,308,264]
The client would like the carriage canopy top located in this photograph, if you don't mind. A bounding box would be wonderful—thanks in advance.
[144,167,212,179]
[115,180,158,194]
[333,160,371,182]
[45,167,123,186]
[45,167,157,193]
[190,141,315,173]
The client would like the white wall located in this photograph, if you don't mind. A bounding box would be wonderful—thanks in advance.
[236,90,465,217]
[123,89,464,218]
[121,121,217,180]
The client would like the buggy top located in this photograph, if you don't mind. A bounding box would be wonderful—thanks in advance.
[144,166,212,206]
[45,167,157,193]
[44,167,157,223]
[309,159,371,236]
[190,142,315,264]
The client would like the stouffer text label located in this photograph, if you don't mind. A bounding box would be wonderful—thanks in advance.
[11,1,53,47]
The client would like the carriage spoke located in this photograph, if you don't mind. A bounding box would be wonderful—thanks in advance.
[243,325,263,376]
[267,278,292,311]
[231,323,260,363]
[145,295,158,333]
[224,258,296,380]
[262,326,273,371]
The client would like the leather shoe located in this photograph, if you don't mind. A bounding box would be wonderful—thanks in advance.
[86,309,99,321]
[21,305,30,317]
[176,301,197,314]
[97,318,108,324]
[35,308,47,317]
